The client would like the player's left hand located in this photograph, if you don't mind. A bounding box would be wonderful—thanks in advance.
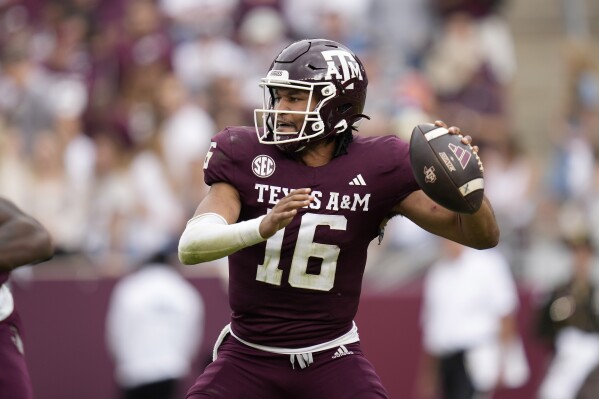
[259,188,313,238]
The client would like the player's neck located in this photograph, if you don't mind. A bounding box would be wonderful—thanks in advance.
[298,140,335,167]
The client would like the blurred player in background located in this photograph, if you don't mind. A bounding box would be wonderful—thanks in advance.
[178,38,499,398]
[416,239,529,399]
[0,197,53,399]
[106,250,205,399]
[536,231,599,399]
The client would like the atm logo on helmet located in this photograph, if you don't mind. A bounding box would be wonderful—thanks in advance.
[322,50,363,83]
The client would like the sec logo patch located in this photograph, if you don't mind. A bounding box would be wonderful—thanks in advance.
[252,155,276,178]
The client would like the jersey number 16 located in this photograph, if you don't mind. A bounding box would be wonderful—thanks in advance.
[256,213,347,292]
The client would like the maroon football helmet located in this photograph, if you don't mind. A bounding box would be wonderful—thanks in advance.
[254,39,369,152]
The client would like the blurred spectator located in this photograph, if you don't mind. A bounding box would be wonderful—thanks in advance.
[115,0,172,137]
[416,239,529,399]
[547,122,596,205]
[483,133,539,271]
[117,0,172,81]
[84,130,137,273]
[206,75,253,129]
[155,72,215,213]
[391,70,437,141]
[41,9,91,76]
[358,47,398,132]
[282,0,371,49]
[21,129,89,255]
[424,0,515,146]
[106,251,204,399]
[171,21,245,101]
[370,0,433,69]
[547,39,599,205]
[83,0,121,133]
[53,111,96,208]
[84,125,184,273]
[126,130,185,266]
[237,6,289,112]
[535,230,599,399]
[0,122,31,205]
[423,12,505,142]
[158,0,239,44]
[233,0,282,28]
[0,30,54,155]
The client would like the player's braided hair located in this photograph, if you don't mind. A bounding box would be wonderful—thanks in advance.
[333,128,355,157]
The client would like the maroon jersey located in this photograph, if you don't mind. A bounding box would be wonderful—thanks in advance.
[203,127,419,348]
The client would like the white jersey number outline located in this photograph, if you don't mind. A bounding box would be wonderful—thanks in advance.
[203,142,217,169]
[256,213,347,291]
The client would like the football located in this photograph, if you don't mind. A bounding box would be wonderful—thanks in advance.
[409,123,484,214]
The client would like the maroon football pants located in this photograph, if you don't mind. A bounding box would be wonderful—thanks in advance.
[187,335,389,399]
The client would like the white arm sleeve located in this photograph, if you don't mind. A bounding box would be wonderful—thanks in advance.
[178,213,266,265]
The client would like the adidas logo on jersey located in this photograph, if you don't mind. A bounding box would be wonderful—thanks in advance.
[331,345,354,359]
[348,174,366,186]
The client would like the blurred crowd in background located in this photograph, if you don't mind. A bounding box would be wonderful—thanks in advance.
[0,0,597,290]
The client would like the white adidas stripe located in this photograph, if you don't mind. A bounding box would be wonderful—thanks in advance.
[332,345,354,359]
[424,127,449,141]
[349,174,367,186]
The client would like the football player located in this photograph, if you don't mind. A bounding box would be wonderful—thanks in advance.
[0,198,53,399]
[179,38,499,398]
